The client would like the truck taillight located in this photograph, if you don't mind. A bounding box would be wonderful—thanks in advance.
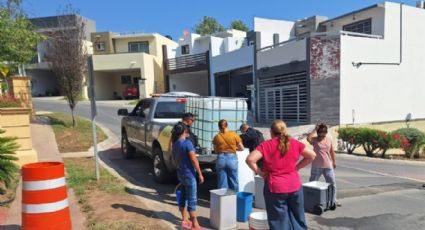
[176,98,187,103]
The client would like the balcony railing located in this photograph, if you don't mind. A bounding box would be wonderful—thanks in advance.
[166,52,208,73]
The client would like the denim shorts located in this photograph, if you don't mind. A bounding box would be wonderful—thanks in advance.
[177,174,197,212]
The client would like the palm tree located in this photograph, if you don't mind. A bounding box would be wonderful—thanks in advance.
[0,129,19,189]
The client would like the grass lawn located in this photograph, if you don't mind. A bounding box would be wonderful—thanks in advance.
[41,113,107,153]
[64,158,169,230]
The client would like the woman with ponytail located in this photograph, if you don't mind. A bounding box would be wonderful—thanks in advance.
[246,120,316,230]
[213,119,244,192]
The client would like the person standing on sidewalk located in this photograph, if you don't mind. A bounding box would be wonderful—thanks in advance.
[172,124,204,230]
[307,123,340,207]
[240,123,265,152]
[213,119,244,192]
[246,119,316,230]
[173,113,199,148]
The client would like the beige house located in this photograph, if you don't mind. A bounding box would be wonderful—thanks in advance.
[91,32,178,100]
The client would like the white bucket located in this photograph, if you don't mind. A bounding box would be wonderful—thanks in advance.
[249,211,269,230]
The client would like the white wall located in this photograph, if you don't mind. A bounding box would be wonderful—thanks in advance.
[224,37,246,53]
[257,39,306,69]
[211,46,254,74]
[192,37,212,54]
[169,71,209,95]
[339,3,425,124]
[254,17,295,48]
[322,5,386,37]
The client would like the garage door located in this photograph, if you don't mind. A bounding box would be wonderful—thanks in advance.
[259,72,307,124]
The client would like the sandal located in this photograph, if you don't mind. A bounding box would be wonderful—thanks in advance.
[181,220,192,229]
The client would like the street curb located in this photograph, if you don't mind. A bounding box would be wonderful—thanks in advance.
[337,152,425,166]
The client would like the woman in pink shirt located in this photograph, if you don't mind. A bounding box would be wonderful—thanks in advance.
[307,123,338,206]
[246,120,316,230]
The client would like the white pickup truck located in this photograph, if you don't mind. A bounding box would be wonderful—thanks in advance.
[117,93,216,183]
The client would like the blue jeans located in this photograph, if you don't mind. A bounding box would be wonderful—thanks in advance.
[177,174,197,212]
[264,184,307,230]
[309,167,337,203]
[216,153,238,192]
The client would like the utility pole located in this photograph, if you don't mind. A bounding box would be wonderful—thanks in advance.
[87,55,99,180]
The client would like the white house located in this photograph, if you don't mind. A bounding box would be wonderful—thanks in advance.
[255,1,425,125]
[164,29,254,106]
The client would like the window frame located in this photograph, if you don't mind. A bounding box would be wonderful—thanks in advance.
[121,75,132,85]
[181,45,190,55]
[153,101,186,119]
[132,99,152,118]
[128,41,150,54]
[95,42,105,51]
[342,18,372,35]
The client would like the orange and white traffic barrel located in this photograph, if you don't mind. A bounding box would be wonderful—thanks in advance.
[21,162,71,230]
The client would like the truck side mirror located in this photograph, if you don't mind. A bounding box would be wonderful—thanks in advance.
[117,109,129,116]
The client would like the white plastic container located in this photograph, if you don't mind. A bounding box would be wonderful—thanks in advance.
[237,149,255,193]
[249,211,270,230]
[254,176,266,209]
[210,188,237,230]
[186,97,248,149]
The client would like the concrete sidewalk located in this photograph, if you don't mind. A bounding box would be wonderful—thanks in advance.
[2,119,86,230]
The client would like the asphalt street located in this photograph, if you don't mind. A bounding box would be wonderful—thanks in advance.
[34,98,425,230]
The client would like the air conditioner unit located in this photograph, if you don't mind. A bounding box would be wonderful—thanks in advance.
[417,0,425,9]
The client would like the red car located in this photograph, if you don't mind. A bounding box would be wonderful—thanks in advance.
[123,85,139,100]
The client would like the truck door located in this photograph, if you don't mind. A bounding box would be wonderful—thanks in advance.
[130,99,151,149]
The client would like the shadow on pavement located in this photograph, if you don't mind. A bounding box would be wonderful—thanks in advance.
[111,203,180,228]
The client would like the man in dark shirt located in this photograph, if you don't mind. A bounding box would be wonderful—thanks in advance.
[173,113,199,148]
[239,124,264,152]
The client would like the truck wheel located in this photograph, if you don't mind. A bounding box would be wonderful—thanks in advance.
[121,131,135,159]
[153,147,171,184]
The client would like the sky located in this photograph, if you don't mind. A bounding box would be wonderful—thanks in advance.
[22,0,410,40]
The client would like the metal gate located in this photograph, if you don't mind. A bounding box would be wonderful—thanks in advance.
[265,85,300,122]
[259,72,307,124]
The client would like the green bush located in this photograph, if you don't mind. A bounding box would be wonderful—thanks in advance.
[393,128,425,158]
[338,127,362,154]
[356,128,383,157]
[0,129,19,189]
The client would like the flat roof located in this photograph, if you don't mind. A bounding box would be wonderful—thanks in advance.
[319,3,384,25]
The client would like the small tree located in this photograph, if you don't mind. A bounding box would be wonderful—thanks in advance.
[194,16,224,35]
[0,129,19,190]
[0,5,43,91]
[230,20,249,32]
[47,6,88,127]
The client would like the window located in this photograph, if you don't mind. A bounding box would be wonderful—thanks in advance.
[343,18,372,34]
[181,45,190,55]
[121,75,131,84]
[133,99,151,118]
[128,41,149,54]
[133,77,141,85]
[154,102,185,119]
[95,42,105,51]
